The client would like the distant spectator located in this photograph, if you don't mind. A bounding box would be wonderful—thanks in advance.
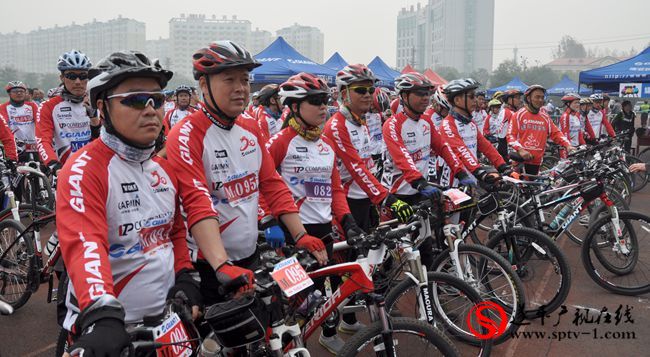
[611,100,635,152]
[640,100,650,127]
[610,99,622,116]
[31,88,44,104]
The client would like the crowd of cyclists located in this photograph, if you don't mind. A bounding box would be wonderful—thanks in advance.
[0,39,648,357]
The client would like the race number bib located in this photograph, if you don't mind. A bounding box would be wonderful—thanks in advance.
[304,181,332,202]
[271,256,314,297]
[223,173,258,207]
[153,312,192,357]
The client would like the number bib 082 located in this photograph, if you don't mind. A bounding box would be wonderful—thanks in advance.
[304,181,332,202]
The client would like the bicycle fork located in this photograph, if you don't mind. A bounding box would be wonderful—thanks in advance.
[366,294,397,357]
[443,224,470,282]
[403,246,436,325]
[605,203,630,255]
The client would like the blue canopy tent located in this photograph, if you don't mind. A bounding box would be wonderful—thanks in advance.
[368,56,401,88]
[323,52,348,72]
[487,76,528,96]
[580,47,650,96]
[251,37,336,85]
[547,75,592,96]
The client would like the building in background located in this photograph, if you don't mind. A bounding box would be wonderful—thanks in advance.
[0,16,145,73]
[249,28,274,55]
[145,37,171,68]
[276,23,324,63]
[396,0,494,73]
[169,14,252,79]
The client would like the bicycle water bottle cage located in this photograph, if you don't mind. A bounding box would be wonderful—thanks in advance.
[204,295,266,348]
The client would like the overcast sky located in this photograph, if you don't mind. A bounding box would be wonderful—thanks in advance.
[1,0,649,70]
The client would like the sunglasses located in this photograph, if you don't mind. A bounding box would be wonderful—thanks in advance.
[305,94,330,106]
[63,72,89,81]
[107,91,165,110]
[9,88,26,94]
[349,86,376,95]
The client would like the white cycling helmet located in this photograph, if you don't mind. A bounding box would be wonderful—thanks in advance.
[432,86,451,111]
[57,50,92,72]
[589,93,604,101]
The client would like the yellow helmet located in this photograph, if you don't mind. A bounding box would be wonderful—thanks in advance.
[579,98,592,105]
[488,99,502,107]
[492,91,504,101]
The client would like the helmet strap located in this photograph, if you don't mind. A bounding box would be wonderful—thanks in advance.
[202,75,238,129]
[402,92,423,118]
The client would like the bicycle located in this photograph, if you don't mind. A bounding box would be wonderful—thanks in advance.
[0,212,59,309]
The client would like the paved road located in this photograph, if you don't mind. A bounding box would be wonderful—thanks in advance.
[2,186,649,357]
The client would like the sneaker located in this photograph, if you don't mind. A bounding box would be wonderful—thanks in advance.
[319,333,345,354]
[337,320,365,334]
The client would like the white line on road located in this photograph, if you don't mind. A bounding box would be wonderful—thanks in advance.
[23,343,56,357]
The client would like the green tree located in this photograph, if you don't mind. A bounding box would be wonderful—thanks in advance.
[521,66,559,88]
[435,66,461,82]
[489,59,522,88]
[553,35,587,59]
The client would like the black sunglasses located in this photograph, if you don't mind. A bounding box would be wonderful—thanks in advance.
[349,85,376,95]
[107,91,166,110]
[411,90,432,97]
[305,95,330,106]
[63,72,89,81]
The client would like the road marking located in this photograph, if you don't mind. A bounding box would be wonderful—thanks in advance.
[23,343,56,357]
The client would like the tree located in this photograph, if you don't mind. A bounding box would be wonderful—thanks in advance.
[552,35,587,59]
[521,66,559,88]
[435,66,461,82]
[467,68,490,87]
[489,59,522,88]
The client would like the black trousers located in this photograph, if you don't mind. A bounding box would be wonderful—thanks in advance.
[346,197,378,233]
[497,138,509,162]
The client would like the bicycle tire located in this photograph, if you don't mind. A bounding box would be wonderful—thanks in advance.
[581,211,650,295]
[625,155,648,192]
[485,227,571,320]
[565,189,629,246]
[337,317,460,357]
[383,271,491,355]
[56,328,70,356]
[0,219,34,309]
[429,244,525,344]
[21,172,55,210]
[0,203,53,223]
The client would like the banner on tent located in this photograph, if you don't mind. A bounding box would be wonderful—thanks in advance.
[619,83,642,98]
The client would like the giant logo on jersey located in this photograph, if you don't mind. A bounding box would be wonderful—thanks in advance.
[240,136,257,156]
[68,151,92,213]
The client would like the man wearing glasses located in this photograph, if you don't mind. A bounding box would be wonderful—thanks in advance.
[36,50,100,174]
[0,81,38,162]
[58,50,201,357]
[323,64,413,232]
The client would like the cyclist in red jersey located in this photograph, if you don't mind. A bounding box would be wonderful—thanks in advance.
[0,81,39,162]
[494,89,523,161]
[483,98,503,143]
[166,41,327,303]
[254,84,284,140]
[558,93,588,158]
[163,85,197,133]
[587,93,615,139]
[323,64,413,231]
[507,85,575,175]
[59,51,201,357]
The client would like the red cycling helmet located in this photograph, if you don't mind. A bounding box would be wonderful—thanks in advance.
[279,72,330,105]
[524,84,546,98]
[394,72,434,93]
[561,93,580,104]
[373,87,391,112]
[192,40,261,80]
[335,64,377,90]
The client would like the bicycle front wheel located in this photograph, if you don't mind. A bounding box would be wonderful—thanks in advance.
[337,317,459,357]
[430,244,525,344]
[384,271,491,355]
[0,219,34,309]
[581,211,650,295]
[486,227,571,320]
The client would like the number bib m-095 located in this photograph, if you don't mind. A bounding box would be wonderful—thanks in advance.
[153,312,192,357]
[223,172,258,207]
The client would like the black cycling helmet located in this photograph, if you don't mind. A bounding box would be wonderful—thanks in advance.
[175,85,192,95]
[443,78,481,102]
[257,84,280,107]
[88,51,173,110]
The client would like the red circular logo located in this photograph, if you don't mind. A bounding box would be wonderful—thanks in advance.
[466,301,508,340]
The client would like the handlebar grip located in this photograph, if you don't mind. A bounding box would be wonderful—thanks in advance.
[217,274,249,296]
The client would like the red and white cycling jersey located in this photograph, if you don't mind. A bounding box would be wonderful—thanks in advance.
[0,113,18,160]
[440,112,505,185]
[472,109,488,131]
[0,102,38,153]
[166,110,297,260]
[382,112,463,195]
[163,105,197,132]
[36,96,91,165]
[587,109,615,138]
[58,137,192,329]
[507,108,571,165]
[559,110,586,147]
[483,111,501,137]
[266,127,350,224]
[390,98,403,116]
[366,112,385,156]
[323,110,387,203]
[255,105,284,140]
[496,106,515,139]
